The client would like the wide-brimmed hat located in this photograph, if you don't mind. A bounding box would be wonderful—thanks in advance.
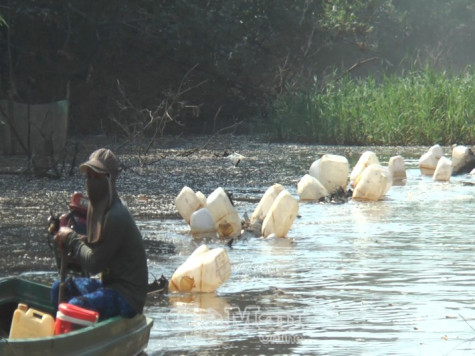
[79,148,119,176]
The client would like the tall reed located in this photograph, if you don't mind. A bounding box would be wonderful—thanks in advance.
[269,67,475,145]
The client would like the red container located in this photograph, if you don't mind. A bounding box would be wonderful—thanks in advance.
[69,192,89,215]
[54,303,99,335]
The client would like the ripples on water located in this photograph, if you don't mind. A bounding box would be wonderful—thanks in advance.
[1,137,474,355]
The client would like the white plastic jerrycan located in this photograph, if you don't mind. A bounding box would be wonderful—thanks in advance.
[451,145,471,174]
[190,208,217,239]
[250,183,284,224]
[9,303,55,339]
[419,151,438,176]
[349,151,379,188]
[175,186,205,224]
[262,190,299,238]
[433,156,452,181]
[297,174,328,201]
[206,187,241,238]
[429,144,443,160]
[195,191,207,207]
[309,154,349,193]
[388,155,407,184]
[168,245,231,293]
[352,164,392,201]
[419,144,443,176]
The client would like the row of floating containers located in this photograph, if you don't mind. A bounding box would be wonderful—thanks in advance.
[418,144,474,180]
[168,144,474,293]
[174,150,401,242]
[176,144,475,241]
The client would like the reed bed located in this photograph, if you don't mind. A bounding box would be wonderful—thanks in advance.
[269,67,475,145]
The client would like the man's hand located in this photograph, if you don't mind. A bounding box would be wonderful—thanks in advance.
[54,226,73,251]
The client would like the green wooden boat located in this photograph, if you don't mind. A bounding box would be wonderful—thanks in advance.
[0,277,153,356]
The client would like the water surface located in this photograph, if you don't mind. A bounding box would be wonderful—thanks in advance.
[0,136,474,355]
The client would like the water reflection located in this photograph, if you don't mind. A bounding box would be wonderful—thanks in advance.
[168,292,231,317]
[349,200,394,226]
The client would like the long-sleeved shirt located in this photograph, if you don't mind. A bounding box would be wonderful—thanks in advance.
[65,197,148,314]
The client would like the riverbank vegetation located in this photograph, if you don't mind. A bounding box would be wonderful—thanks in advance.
[269,67,475,145]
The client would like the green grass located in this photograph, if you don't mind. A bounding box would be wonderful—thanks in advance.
[268,67,475,145]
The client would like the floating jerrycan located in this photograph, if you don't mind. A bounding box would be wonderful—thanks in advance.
[419,144,443,176]
[168,244,231,293]
[195,191,207,207]
[418,151,438,176]
[175,186,205,224]
[352,164,392,201]
[206,187,241,238]
[349,151,379,188]
[451,145,471,174]
[309,154,349,193]
[429,144,443,160]
[262,189,299,238]
[433,156,452,181]
[250,184,284,224]
[388,155,407,184]
[297,174,328,201]
[190,207,217,239]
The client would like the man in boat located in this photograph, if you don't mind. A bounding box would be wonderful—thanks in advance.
[52,148,148,319]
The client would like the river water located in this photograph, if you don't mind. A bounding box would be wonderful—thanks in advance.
[0,136,474,355]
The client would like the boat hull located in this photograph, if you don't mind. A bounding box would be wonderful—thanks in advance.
[0,277,153,356]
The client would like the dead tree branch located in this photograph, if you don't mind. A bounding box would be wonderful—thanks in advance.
[180,119,244,157]
[111,66,205,165]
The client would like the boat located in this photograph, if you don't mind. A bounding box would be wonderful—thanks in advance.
[0,277,153,356]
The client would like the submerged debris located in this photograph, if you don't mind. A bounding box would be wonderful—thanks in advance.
[319,187,353,204]
[147,274,169,294]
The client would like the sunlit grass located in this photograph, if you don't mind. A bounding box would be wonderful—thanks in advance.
[269,67,475,145]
